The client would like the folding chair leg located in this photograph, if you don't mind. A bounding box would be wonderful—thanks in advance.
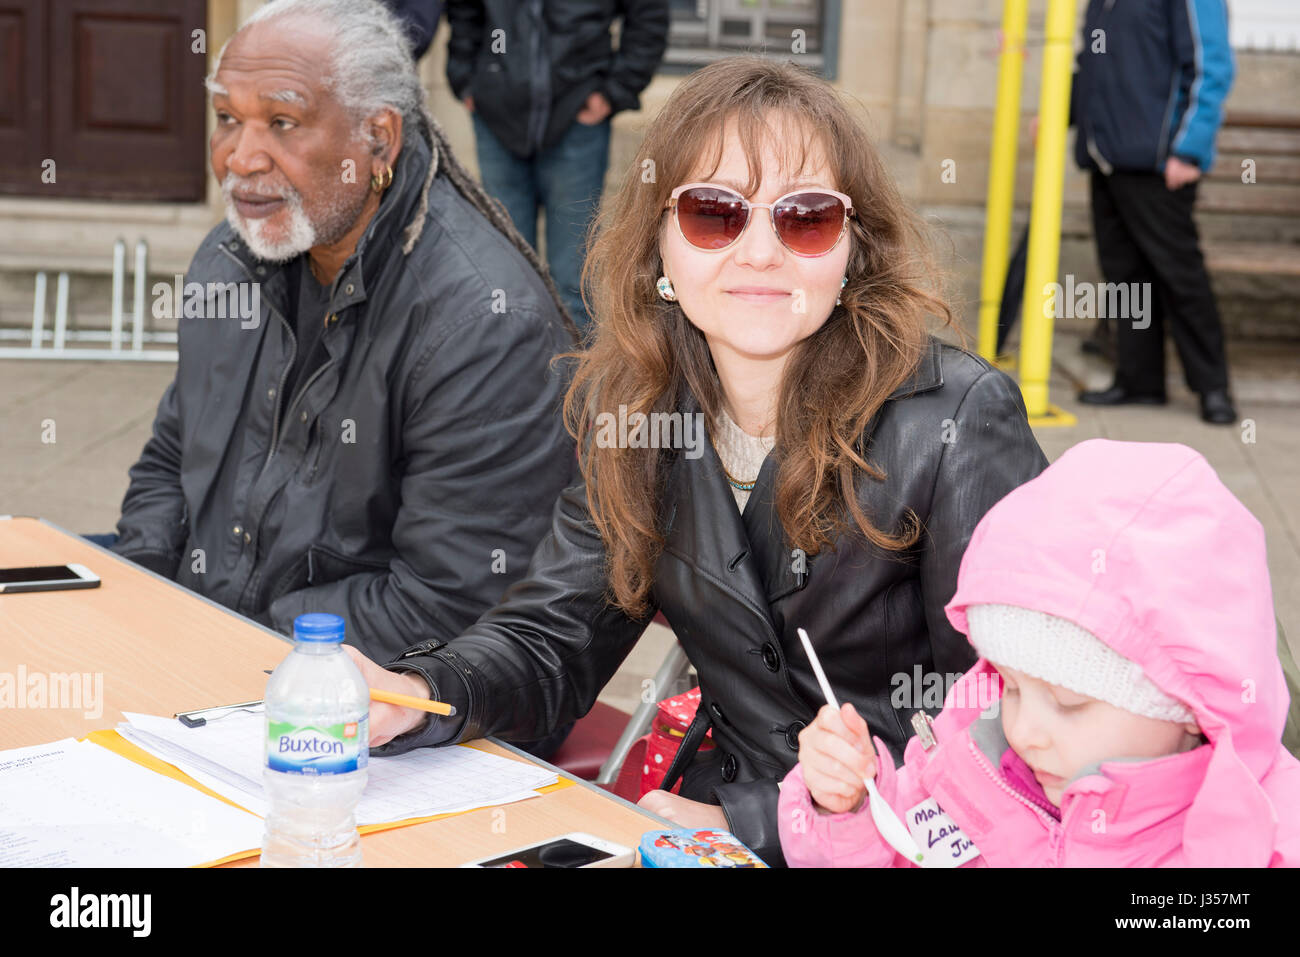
[595,641,691,786]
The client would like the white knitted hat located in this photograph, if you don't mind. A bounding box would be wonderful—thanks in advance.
[966,604,1196,724]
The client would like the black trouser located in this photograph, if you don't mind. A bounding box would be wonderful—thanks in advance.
[1090,171,1229,395]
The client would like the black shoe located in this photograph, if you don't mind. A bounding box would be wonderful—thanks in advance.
[1199,389,1237,425]
[1078,384,1168,406]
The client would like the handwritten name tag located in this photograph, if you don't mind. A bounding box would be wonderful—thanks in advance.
[905,797,981,868]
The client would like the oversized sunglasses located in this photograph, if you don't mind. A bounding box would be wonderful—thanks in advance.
[664,183,855,257]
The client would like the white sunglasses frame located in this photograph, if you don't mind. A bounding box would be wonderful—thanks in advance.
[664,182,856,258]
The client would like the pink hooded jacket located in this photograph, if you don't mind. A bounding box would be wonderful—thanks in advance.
[778,439,1300,867]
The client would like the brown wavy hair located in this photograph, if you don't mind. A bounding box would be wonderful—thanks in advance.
[563,56,954,618]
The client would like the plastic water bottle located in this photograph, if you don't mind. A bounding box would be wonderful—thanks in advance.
[261,613,369,867]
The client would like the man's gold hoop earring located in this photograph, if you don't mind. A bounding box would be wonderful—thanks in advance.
[370,166,393,193]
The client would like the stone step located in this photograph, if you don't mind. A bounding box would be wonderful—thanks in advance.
[1056,203,1300,245]
[1207,152,1300,185]
[1204,241,1300,276]
[1199,181,1300,216]
[1027,329,1300,408]
[1218,126,1300,155]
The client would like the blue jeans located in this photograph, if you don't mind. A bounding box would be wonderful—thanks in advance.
[473,113,611,335]
[83,533,119,548]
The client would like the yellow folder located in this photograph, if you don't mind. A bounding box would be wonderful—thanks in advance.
[83,728,575,867]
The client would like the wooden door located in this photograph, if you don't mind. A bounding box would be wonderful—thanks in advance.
[0,0,208,201]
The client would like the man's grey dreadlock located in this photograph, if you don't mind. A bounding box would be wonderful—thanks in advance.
[411,105,580,345]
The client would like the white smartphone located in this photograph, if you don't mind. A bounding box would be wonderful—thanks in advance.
[0,563,100,595]
[460,832,635,869]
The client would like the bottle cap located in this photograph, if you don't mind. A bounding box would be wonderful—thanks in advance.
[293,612,346,643]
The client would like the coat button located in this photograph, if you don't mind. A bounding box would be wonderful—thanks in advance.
[267,387,276,400]
[243,532,251,544]
[708,702,725,725]
[785,721,806,751]
[344,283,354,295]
[256,266,266,276]
[231,523,243,539]
[721,753,738,782]
[299,410,308,423]
[761,643,780,672]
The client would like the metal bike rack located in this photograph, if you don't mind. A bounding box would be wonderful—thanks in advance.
[0,239,178,362]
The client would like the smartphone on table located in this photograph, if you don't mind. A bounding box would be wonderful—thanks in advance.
[0,564,100,594]
[460,832,634,868]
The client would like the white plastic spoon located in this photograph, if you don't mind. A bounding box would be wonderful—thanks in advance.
[796,627,931,867]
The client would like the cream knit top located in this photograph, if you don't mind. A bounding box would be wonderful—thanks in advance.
[713,408,777,511]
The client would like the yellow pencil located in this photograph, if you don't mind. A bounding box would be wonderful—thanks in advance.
[370,688,457,716]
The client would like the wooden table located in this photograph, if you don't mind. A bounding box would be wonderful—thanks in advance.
[0,515,667,866]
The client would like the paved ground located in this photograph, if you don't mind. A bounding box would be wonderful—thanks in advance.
[1,329,1296,715]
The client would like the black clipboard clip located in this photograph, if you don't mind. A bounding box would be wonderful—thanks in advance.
[174,699,264,728]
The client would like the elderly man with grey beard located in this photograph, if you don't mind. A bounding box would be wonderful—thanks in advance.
[108,0,579,753]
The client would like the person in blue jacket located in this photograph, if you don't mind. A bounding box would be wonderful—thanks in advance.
[1074,0,1237,425]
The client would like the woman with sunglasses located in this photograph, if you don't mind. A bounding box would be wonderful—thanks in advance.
[347,56,1048,866]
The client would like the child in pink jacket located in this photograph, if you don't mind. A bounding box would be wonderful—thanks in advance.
[778,439,1300,867]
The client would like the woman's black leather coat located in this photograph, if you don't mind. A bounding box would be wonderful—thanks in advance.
[374,338,1048,865]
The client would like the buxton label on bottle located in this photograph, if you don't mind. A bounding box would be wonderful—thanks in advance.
[266,718,368,774]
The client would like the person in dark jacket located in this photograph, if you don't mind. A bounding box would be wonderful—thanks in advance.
[111,0,578,705]
[350,58,1049,866]
[382,0,443,59]
[446,0,669,332]
[1073,0,1238,424]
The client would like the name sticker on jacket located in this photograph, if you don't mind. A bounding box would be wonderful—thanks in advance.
[906,797,981,867]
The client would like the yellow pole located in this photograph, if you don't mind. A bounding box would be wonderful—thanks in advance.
[1018,0,1078,423]
[976,0,1029,361]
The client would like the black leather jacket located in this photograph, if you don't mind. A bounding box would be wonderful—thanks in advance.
[446,0,669,157]
[375,339,1048,865]
[111,132,577,661]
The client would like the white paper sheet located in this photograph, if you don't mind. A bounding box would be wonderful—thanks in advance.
[119,708,559,825]
[0,739,264,867]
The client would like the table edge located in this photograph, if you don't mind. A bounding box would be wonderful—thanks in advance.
[8,516,678,834]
